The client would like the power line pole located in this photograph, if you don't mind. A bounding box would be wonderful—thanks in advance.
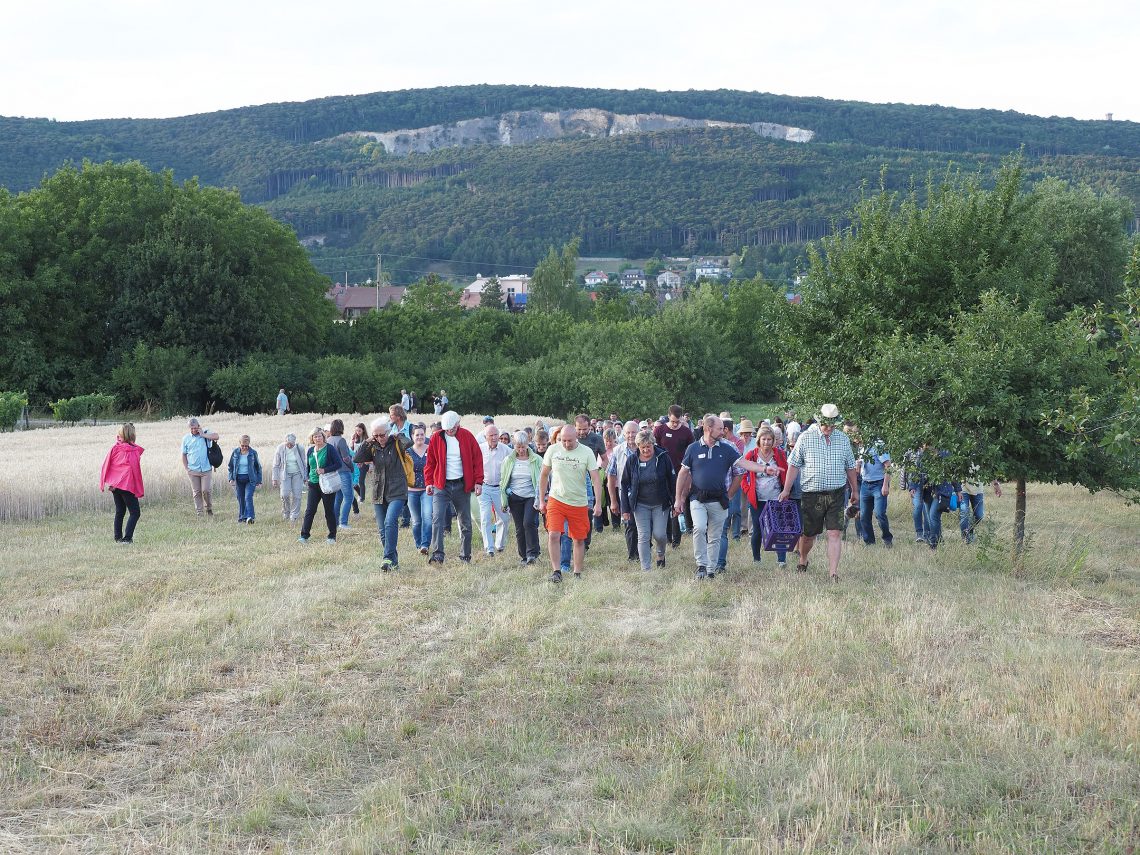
[376,254,382,311]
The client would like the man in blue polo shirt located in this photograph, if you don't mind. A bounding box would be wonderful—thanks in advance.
[858,439,893,547]
[673,414,771,580]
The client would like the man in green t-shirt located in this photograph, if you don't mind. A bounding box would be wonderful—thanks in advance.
[537,425,602,582]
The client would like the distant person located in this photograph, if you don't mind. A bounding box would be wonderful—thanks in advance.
[479,424,512,556]
[654,404,695,548]
[100,422,144,543]
[180,417,219,517]
[299,428,341,543]
[778,404,858,581]
[272,433,307,523]
[959,469,1002,544]
[326,419,356,530]
[408,390,420,414]
[538,424,602,582]
[857,438,893,548]
[405,425,432,555]
[607,421,642,563]
[276,388,289,416]
[502,430,543,565]
[439,389,449,410]
[620,429,676,572]
[226,434,263,524]
[353,418,412,571]
[400,389,411,411]
[424,410,483,565]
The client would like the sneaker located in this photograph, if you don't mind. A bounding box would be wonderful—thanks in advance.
[714,565,725,576]
[550,569,562,584]
[525,557,537,566]
[428,555,444,565]
[238,518,247,524]
[247,519,255,525]
[915,536,925,543]
[519,558,529,566]
[656,557,665,569]
[459,557,471,564]
[695,565,707,580]
[298,536,309,543]
[777,561,787,570]
[707,568,717,579]
[381,559,394,572]
[419,546,429,555]
[326,537,336,544]
[486,551,496,558]
[573,570,582,578]
[118,539,133,545]
[206,509,213,517]
[339,524,351,530]
[884,540,893,549]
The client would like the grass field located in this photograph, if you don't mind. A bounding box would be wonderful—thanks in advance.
[1,418,1138,852]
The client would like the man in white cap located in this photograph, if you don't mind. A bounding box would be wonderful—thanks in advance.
[424,411,483,565]
[778,404,858,582]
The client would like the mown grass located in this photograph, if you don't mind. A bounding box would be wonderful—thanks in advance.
[1,479,1137,852]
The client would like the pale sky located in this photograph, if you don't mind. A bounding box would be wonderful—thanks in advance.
[4,0,1136,123]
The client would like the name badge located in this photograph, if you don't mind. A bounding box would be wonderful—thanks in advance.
[665,433,672,438]
[697,453,707,459]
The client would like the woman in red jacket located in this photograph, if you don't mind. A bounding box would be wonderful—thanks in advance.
[739,424,788,568]
[100,422,145,544]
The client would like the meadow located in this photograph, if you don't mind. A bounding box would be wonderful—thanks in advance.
[1,416,1137,853]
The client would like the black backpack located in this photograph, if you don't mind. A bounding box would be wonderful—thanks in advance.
[204,437,223,469]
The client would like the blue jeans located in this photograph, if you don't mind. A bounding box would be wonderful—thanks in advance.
[922,492,943,548]
[690,499,727,571]
[959,493,984,543]
[748,500,788,563]
[234,476,256,521]
[407,490,432,549]
[333,469,354,526]
[633,503,668,571]
[859,480,893,545]
[911,489,926,538]
[372,498,407,565]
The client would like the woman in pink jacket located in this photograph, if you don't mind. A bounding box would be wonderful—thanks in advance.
[100,422,145,544]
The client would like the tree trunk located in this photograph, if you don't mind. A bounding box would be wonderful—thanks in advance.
[1014,478,1027,552]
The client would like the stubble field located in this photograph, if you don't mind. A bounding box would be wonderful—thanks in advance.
[1,415,1138,853]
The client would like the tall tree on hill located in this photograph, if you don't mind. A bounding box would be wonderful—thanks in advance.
[785,159,1134,549]
[529,238,589,318]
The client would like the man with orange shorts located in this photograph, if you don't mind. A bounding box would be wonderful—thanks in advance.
[538,424,602,583]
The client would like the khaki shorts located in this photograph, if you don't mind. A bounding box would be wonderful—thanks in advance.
[801,488,845,537]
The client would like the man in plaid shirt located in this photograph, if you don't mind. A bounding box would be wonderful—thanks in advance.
[779,404,858,582]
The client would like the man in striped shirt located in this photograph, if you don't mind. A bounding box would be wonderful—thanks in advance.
[779,404,859,582]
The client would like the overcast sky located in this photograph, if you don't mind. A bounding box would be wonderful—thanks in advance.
[4,0,1135,123]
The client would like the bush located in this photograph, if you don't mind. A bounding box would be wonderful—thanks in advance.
[111,343,210,417]
[313,356,391,413]
[0,391,28,431]
[209,360,276,414]
[50,393,116,425]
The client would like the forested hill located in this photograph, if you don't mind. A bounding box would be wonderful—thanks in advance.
[3,85,1138,271]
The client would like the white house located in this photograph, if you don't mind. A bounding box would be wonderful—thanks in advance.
[657,270,682,289]
[584,270,609,286]
[461,273,532,309]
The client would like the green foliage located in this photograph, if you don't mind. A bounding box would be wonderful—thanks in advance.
[313,356,391,413]
[3,161,335,405]
[51,393,116,425]
[110,342,211,417]
[1046,240,1140,494]
[0,391,28,431]
[479,276,505,309]
[208,359,276,414]
[529,239,589,317]
[786,159,1134,516]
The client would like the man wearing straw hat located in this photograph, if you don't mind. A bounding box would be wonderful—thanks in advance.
[778,404,858,582]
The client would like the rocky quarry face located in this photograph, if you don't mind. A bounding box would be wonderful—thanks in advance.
[335,108,814,154]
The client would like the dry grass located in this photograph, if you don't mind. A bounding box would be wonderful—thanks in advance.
[0,412,559,521]
[1,421,1138,852]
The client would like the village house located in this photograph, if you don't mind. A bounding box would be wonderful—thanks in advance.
[619,268,647,289]
[584,270,609,286]
[461,273,532,310]
[327,284,407,320]
[693,258,729,280]
[656,270,682,289]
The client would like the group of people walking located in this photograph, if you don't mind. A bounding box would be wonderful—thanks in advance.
[100,403,999,583]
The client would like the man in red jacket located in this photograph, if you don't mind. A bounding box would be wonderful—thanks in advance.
[425,410,484,564]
